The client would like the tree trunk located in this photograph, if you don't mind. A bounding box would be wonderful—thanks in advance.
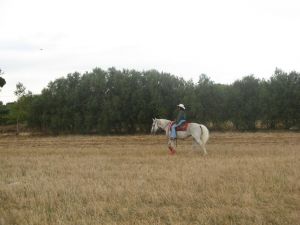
[16,118,19,135]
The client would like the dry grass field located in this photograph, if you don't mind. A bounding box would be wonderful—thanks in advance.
[0,132,299,225]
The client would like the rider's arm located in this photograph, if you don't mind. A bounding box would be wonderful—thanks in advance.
[176,111,183,123]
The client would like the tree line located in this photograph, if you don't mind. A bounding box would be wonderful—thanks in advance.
[0,67,299,134]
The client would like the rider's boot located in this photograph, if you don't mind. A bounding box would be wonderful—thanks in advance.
[168,146,176,155]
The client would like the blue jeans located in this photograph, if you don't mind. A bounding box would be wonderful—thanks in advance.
[170,120,186,139]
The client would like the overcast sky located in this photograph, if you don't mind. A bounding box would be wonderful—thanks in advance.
[1,0,300,103]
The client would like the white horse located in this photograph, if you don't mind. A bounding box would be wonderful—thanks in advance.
[151,118,209,155]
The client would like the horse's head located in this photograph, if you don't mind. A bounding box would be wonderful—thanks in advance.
[151,118,160,134]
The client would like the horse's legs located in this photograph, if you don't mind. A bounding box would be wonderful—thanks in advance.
[193,137,207,155]
[201,144,207,155]
[188,139,198,155]
[190,127,207,155]
[190,139,198,153]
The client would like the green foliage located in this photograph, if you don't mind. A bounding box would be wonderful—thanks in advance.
[9,94,33,123]
[6,83,33,134]
[0,102,9,124]
[260,69,300,128]
[0,69,6,88]
[192,74,230,129]
[14,82,27,97]
[23,68,300,134]
[228,75,261,130]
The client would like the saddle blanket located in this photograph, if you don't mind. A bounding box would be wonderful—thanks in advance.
[169,121,189,131]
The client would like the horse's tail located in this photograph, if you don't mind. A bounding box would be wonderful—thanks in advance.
[200,125,209,145]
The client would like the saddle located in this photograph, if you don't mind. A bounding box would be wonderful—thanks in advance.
[169,121,189,131]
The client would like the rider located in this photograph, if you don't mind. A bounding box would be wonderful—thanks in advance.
[170,104,186,139]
